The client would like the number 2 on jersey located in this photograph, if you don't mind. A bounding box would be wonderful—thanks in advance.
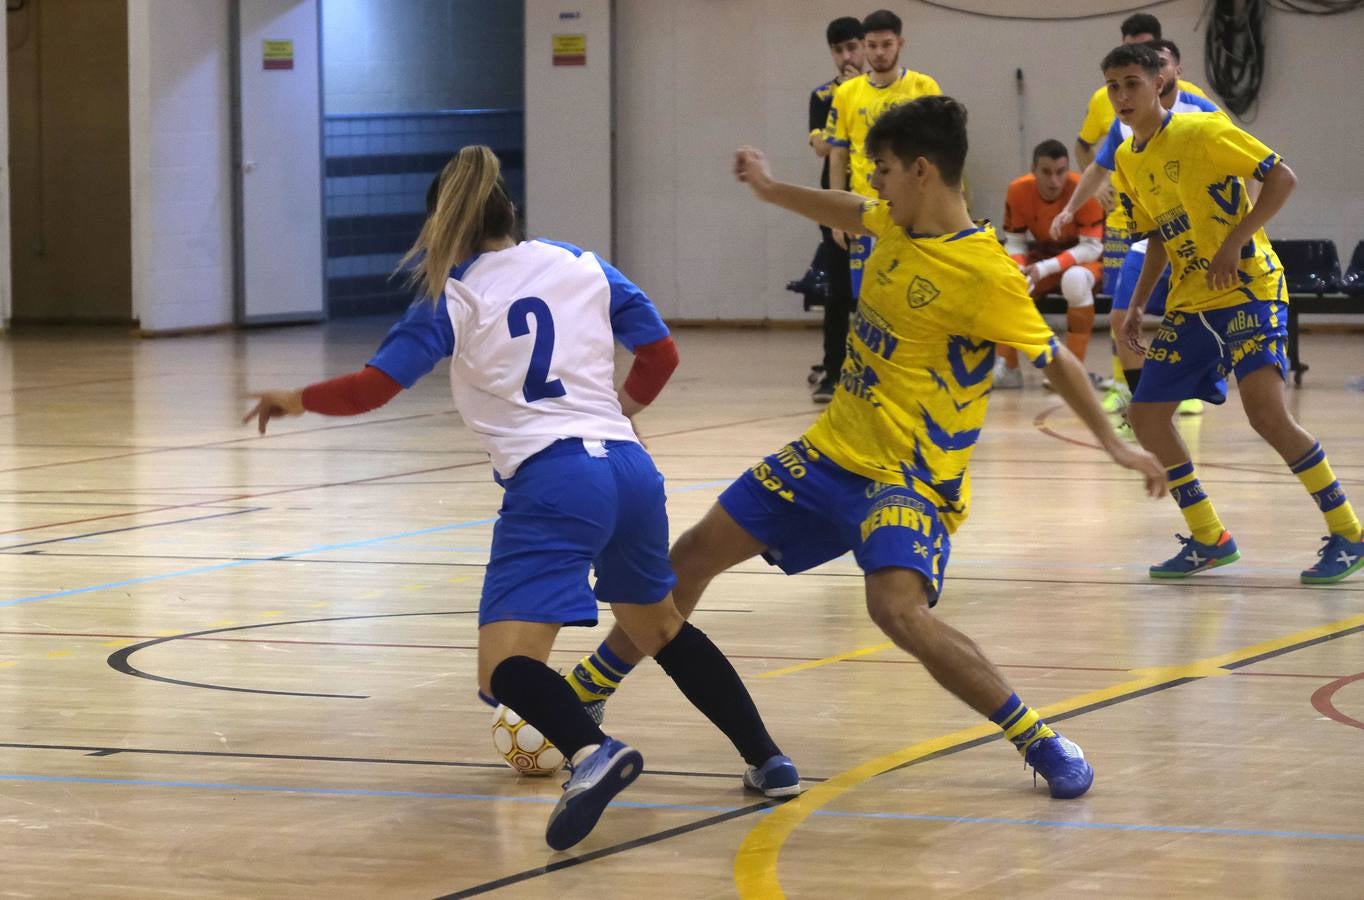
[506,297,567,402]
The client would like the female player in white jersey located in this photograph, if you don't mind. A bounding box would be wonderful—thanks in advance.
[242,146,800,851]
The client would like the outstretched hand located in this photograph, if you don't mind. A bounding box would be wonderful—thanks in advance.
[1121,304,1147,355]
[1048,208,1075,241]
[734,146,774,195]
[1108,442,1167,498]
[242,389,305,435]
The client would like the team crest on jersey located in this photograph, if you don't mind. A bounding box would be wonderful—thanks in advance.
[1164,161,1181,183]
[907,275,940,309]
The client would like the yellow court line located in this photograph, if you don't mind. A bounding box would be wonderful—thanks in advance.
[734,611,1364,898]
[759,642,894,679]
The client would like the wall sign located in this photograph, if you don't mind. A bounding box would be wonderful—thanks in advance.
[552,33,585,66]
[263,39,294,70]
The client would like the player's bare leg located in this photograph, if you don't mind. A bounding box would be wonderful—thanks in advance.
[862,567,1093,798]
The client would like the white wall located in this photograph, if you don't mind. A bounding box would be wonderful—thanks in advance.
[614,0,1364,322]
[322,0,524,114]
[525,0,611,254]
[128,0,235,333]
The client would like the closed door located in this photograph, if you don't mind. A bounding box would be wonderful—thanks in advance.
[236,0,324,323]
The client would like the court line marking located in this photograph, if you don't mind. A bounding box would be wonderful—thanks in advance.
[1310,671,1364,730]
[0,517,498,608]
[732,612,1364,898]
[8,547,1361,594]
[760,642,894,678]
[1,771,1357,848]
[0,742,823,783]
[0,507,265,552]
[0,480,733,609]
[1032,402,1364,480]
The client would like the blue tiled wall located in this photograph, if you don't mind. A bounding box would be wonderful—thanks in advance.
[324,109,524,317]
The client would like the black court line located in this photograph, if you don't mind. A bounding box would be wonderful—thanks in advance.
[107,611,479,700]
[15,548,1363,595]
[0,741,827,785]
[0,507,266,552]
[437,621,1364,896]
[436,800,783,899]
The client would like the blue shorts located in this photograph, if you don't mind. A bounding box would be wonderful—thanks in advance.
[717,438,951,604]
[849,234,874,299]
[1132,292,1290,405]
[480,438,676,627]
[1111,244,1169,316]
[1101,223,1134,296]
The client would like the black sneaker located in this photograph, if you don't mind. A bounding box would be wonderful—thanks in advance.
[812,377,836,404]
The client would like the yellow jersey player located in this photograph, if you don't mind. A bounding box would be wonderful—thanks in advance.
[571,96,1168,802]
[1071,13,1209,399]
[1104,43,1363,583]
[823,8,939,300]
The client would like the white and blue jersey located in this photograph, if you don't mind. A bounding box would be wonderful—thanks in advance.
[1096,91,1220,312]
[370,238,677,625]
[369,238,669,479]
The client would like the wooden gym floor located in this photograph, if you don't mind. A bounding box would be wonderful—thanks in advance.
[1,322,1361,898]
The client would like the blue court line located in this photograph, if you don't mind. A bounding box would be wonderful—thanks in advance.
[0,517,497,608]
[2,772,1360,843]
[0,478,735,609]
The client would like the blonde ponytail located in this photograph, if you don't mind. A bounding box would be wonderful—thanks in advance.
[397,145,514,300]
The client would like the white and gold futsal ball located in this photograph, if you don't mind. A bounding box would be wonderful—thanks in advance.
[490,704,566,776]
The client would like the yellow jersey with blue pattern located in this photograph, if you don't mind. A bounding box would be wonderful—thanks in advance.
[1111,111,1285,314]
[1078,80,1211,250]
[804,201,1061,533]
[824,68,942,197]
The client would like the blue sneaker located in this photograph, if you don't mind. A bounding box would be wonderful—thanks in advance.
[1149,531,1240,578]
[1023,735,1094,799]
[544,738,642,851]
[742,754,803,798]
[1301,533,1364,584]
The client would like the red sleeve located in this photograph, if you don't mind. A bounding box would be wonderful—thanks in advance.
[622,336,679,406]
[300,366,404,416]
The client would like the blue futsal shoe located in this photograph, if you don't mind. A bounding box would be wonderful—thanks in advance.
[1024,735,1094,800]
[545,738,643,851]
[1300,533,1364,584]
[1149,531,1240,579]
[742,753,804,798]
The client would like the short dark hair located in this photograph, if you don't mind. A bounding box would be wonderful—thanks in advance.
[862,9,902,36]
[1032,139,1069,167]
[865,95,968,186]
[1120,13,1162,39]
[826,16,863,45]
[1101,42,1162,76]
[1150,38,1181,62]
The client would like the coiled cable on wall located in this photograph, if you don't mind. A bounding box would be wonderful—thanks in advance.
[1203,0,1266,119]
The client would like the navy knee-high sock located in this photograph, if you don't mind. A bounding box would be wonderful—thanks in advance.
[653,622,781,767]
[490,655,606,760]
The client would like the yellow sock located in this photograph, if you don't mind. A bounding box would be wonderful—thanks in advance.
[1111,347,1125,385]
[566,645,635,703]
[1167,461,1226,545]
[991,693,1057,753]
[1291,442,1362,541]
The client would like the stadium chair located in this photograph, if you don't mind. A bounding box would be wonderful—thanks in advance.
[1276,239,1343,386]
[1342,241,1364,298]
[1276,239,1342,294]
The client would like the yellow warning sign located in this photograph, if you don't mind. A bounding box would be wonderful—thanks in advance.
[263,39,294,71]
[552,33,586,66]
